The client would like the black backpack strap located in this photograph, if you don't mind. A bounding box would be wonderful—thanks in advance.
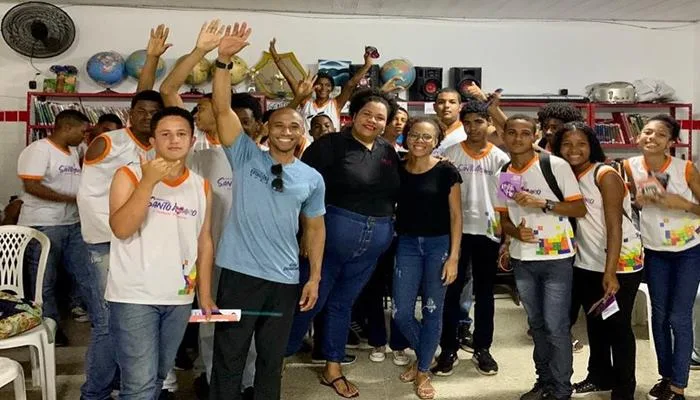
[500,161,511,173]
[539,153,577,231]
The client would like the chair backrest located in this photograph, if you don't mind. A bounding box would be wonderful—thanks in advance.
[0,225,50,305]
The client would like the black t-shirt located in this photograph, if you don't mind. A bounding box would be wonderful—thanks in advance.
[396,160,462,236]
[301,130,400,217]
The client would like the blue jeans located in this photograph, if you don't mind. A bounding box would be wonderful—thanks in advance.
[24,223,99,326]
[645,245,700,388]
[393,235,449,372]
[693,287,700,364]
[110,302,191,400]
[81,242,118,400]
[286,205,394,362]
[513,257,574,398]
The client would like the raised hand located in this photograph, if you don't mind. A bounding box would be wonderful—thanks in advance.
[146,24,172,57]
[196,20,225,53]
[362,48,374,66]
[380,75,403,94]
[516,218,538,243]
[139,155,181,187]
[467,82,487,102]
[269,38,280,60]
[296,72,317,98]
[218,22,252,58]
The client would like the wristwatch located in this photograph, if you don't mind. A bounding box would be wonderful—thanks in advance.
[542,199,555,213]
[214,59,233,70]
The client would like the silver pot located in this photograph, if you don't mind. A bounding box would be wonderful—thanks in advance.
[590,81,637,103]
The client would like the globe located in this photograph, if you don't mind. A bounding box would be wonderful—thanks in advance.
[209,55,249,85]
[125,50,166,80]
[380,59,416,89]
[86,51,126,88]
[175,56,211,86]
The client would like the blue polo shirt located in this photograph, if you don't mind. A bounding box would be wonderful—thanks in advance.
[216,134,325,284]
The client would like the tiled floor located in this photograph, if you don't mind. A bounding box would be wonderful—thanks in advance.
[1,296,699,399]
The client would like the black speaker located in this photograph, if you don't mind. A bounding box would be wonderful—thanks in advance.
[449,67,482,101]
[408,66,443,102]
[350,64,380,89]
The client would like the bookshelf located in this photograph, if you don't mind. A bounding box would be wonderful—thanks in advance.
[25,91,267,145]
[402,100,694,160]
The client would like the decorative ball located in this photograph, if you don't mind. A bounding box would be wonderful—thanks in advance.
[380,59,416,89]
[210,55,249,85]
[125,49,166,80]
[175,56,211,86]
[86,51,126,88]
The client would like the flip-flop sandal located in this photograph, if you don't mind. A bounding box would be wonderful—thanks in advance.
[320,374,359,398]
[415,376,436,400]
[400,362,418,383]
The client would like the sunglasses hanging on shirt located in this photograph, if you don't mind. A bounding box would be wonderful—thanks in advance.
[271,164,284,192]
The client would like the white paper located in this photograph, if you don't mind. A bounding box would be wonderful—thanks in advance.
[601,298,620,320]
[424,102,436,114]
[397,101,408,110]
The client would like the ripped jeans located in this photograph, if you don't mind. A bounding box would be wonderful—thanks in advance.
[393,234,450,372]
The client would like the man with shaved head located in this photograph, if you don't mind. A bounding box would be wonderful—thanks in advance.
[208,26,327,400]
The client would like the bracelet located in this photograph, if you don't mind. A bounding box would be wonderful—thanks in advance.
[214,59,233,70]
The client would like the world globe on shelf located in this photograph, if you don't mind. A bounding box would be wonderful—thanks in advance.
[380,59,416,89]
[125,50,166,80]
[210,55,249,85]
[176,56,211,86]
[86,51,127,88]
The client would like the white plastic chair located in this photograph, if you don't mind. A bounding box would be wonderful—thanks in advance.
[637,282,655,353]
[0,225,56,400]
[0,357,27,400]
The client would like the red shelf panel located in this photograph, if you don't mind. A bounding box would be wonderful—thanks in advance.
[28,91,205,100]
[601,143,690,149]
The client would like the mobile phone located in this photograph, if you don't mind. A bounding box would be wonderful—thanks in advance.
[485,88,504,107]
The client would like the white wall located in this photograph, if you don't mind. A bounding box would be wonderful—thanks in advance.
[0,3,696,201]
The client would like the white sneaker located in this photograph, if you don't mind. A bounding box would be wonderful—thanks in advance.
[71,306,89,323]
[369,346,386,362]
[392,350,410,366]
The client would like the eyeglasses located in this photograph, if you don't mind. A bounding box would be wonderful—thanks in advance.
[271,164,283,192]
[407,133,435,142]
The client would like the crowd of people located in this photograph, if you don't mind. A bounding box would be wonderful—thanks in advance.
[7,18,700,400]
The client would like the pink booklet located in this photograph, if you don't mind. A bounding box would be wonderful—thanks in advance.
[189,309,241,323]
[498,172,523,201]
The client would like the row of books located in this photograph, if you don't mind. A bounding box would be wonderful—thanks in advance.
[32,98,129,126]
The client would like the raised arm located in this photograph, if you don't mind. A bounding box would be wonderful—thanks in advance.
[335,50,373,110]
[287,73,317,109]
[269,38,301,97]
[137,24,172,93]
[213,22,252,147]
[109,158,180,240]
[160,20,225,108]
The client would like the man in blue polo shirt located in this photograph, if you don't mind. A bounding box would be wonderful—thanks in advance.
[205,24,326,400]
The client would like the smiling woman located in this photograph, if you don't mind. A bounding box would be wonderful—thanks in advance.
[286,88,402,398]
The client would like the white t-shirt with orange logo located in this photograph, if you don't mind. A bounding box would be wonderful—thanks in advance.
[494,154,582,261]
[17,138,81,226]
[444,141,509,242]
[625,155,700,252]
[105,165,209,305]
[575,163,643,273]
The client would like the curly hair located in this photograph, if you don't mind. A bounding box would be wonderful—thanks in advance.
[231,93,263,122]
[402,116,446,148]
[647,114,681,140]
[460,99,489,120]
[537,102,584,126]
[348,88,399,123]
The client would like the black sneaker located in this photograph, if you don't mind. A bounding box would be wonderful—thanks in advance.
[158,390,175,400]
[690,358,700,370]
[458,324,474,353]
[572,379,611,397]
[54,328,68,347]
[242,387,254,400]
[658,391,685,400]
[472,349,498,375]
[648,378,671,400]
[311,352,357,366]
[521,381,549,400]
[430,351,459,376]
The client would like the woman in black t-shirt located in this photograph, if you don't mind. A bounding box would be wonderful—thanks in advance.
[286,88,400,398]
[393,117,463,399]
